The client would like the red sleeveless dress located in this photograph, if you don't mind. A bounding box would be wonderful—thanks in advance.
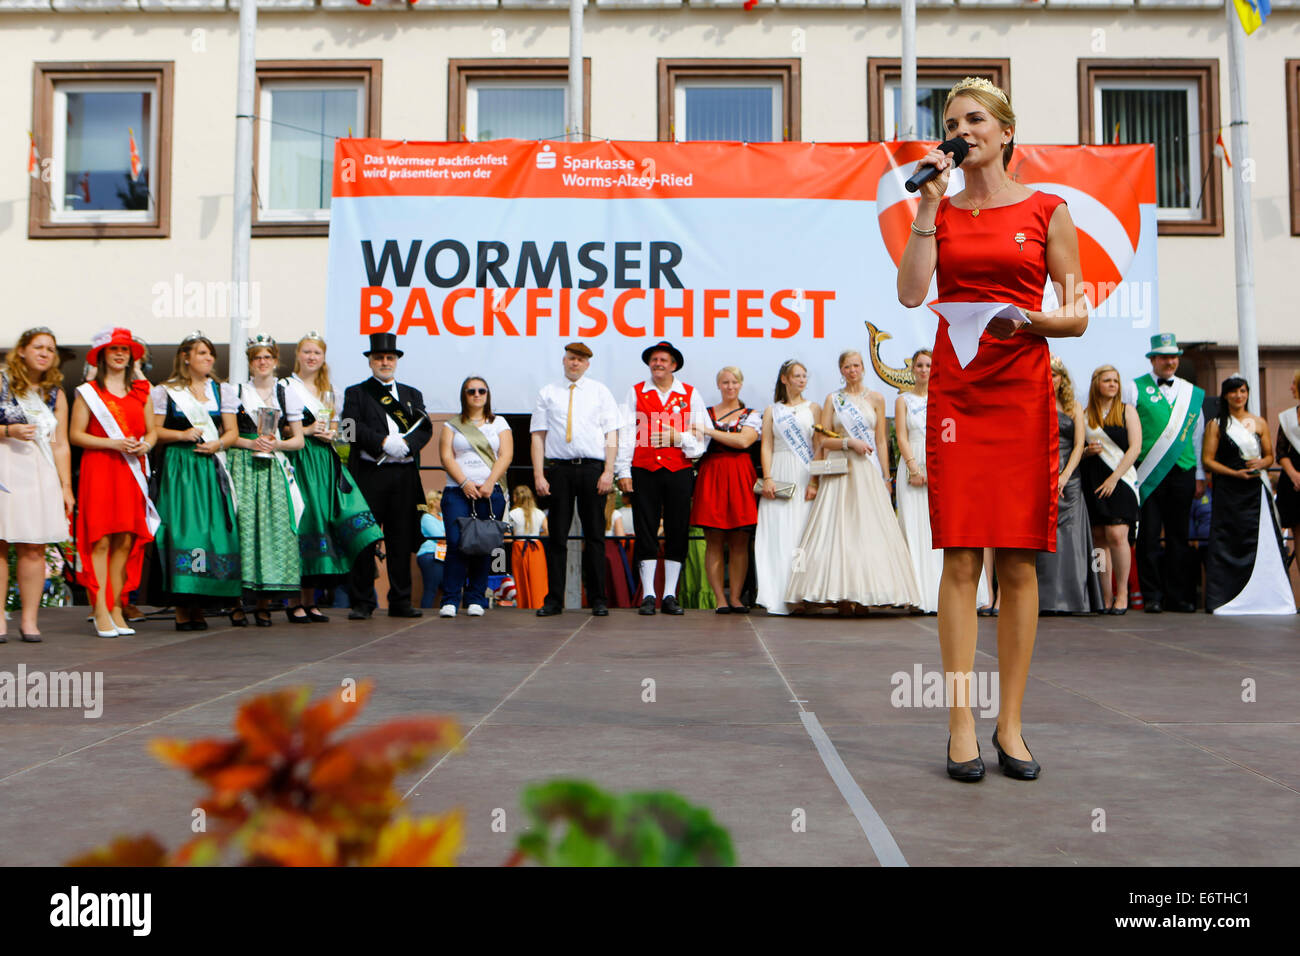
[76,379,155,607]
[926,190,1063,551]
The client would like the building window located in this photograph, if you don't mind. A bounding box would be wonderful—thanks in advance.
[868,59,1010,141]
[1287,59,1300,236]
[658,60,800,142]
[448,60,591,143]
[1079,60,1222,236]
[30,62,173,239]
[253,61,381,238]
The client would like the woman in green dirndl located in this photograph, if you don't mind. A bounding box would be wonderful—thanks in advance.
[280,332,381,622]
[151,332,241,631]
[228,335,306,626]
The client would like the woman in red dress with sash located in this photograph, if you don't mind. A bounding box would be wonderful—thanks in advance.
[897,78,1089,782]
[69,327,158,638]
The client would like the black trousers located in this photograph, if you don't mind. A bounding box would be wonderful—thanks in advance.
[1136,464,1196,607]
[630,466,695,563]
[542,459,608,608]
[348,460,422,611]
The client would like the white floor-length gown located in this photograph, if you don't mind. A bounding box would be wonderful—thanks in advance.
[754,400,816,615]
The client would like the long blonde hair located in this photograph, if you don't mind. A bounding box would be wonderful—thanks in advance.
[293,332,333,401]
[1050,355,1076,416]
[513,485,540,524]
[1086,365,1126,430]
[5,327,63,399]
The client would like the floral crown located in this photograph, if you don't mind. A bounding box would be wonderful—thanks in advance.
[948,76,1009,105]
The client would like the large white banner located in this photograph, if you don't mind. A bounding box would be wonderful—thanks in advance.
[325,139,1158,413]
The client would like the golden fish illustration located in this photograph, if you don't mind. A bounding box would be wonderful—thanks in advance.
[865,321,915,391]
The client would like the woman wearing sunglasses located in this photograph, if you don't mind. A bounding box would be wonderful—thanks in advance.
[438,377,512,618]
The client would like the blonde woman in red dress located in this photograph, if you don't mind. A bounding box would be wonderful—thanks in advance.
[898,77,1089,781]
[70,328,158,638]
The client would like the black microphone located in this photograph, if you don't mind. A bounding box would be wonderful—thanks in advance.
[904,138,971,193]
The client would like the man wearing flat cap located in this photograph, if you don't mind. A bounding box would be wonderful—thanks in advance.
[1124,332,1206,613]
[616,340,709,615]
[342,332,431,619]
[530,342,622,616]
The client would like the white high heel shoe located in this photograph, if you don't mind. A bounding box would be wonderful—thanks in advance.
[94,618,120,638]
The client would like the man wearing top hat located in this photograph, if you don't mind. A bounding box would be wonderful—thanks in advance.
[342,332,431,619]
[1123,333,1206,613]
[616,340,709,615]
[530,342,622,617]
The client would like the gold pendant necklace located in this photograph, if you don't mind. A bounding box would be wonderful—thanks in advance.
[969,178,1011,217]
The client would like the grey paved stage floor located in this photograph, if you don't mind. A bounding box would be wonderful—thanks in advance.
[2,606,1297,866]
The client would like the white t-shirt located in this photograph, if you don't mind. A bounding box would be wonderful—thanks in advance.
[509,506,545,536]
[444,417,511,484]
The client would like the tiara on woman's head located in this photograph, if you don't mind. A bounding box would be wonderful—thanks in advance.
[246,333,277,349]
[180,330,208,345]
[22,326,56,340]
[949,76,1009,104]
[301,329,325,342]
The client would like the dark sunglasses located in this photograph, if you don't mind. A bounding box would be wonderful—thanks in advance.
[465,387,488,396]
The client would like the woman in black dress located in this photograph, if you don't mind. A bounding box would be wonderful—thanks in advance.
[1203,376,1292,614]
[1080,364,1141,613]
[1276,371,1300,597]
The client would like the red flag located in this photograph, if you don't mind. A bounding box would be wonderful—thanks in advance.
[78,171,91,204]
[1215,131,1232,168]
[129,126,141,181]
[28,131,40,179]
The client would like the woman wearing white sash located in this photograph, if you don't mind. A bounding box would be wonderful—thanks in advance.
[152,332,240,630]
[0,327,74,643]
[754,361,820,615]
[1203,376,1294,614]
[1080,365,1142,613]
[230,335,306,626]
[1275,372,1300,601]
[280,333,382,622]
[69,327,158,638]
[786,350,921,613]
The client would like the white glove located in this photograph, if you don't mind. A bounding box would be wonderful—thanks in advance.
[382,436,410,459]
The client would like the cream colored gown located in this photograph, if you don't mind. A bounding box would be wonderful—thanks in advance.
[785,390,921,608]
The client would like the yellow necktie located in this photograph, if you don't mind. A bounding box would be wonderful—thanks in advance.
[565,383,575,443]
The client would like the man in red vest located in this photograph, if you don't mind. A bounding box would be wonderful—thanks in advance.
[616,341,709,615]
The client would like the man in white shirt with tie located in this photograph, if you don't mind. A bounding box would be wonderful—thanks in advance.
[616,340,709,616]
[530,342,621,617]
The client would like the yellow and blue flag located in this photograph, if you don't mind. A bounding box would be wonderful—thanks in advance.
[1232,0,1270,34]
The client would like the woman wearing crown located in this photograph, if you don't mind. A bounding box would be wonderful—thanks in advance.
[152,331,241,630]
[897,77,1089,782]
[228,334,306,626]
[279,332,382,622]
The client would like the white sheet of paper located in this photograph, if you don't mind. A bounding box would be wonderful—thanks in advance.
[930,301,1030,369]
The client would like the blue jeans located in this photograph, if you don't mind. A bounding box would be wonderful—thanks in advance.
[417,553,444,609]
[441,485,506,609]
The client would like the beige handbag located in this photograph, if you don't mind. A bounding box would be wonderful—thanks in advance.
[808,458,849,476]
[753,478,796,498]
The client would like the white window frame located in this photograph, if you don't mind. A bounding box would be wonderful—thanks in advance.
[1092,75,1201,220]
[882,76,969,141]
[50,80,158,224]
[257,78,365,223]
[673,77,782,143]
[465,77,568,143]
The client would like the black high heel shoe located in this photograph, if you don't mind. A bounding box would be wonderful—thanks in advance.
[227,607,249,628]
[254,609,273,628]
[992,728,1041,780]
[946,735,985,782]
[285,605,311,624]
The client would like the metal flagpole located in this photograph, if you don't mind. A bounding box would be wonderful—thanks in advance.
[230,0,258,385]
[1225,4,1260,414]
[568,0,583,142]
[900,0,917,140]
